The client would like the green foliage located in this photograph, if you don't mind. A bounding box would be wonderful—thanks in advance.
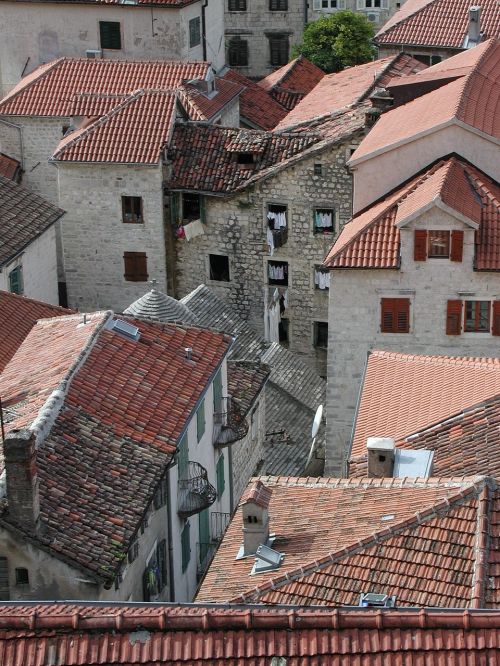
[292,11,375,73]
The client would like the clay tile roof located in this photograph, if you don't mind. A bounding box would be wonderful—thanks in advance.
[241,479,273,508]
[375,0,500,49]
[168,123,320,193]
[257,56,325,111]
[0,291,73,373]
[178,77,243,121]
[227,360,269,416]
[0,174,65,266]
[222,69,288,130]
[2,603,500,664]
[9,0,199,5]
[197,474,491,604]
[0,314,232,581]
[124,287,198,323]
[324,157,500,270]
[350,39,500,165]
[349,350,500,462]
[0,153,21,181]
[275,54,426,131]
[0,58,210,117]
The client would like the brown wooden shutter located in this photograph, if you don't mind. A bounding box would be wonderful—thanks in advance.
[450,230,464,262]
[381,298,410,333]
[414,230,427,261]
[124,252,148,282]
[446,300,462,335]
[492,301,500,336]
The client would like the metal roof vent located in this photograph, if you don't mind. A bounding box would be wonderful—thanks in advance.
[108,318,140,342]
[359,592,396,608]
[394,449,434,478]
[252,543,284,574]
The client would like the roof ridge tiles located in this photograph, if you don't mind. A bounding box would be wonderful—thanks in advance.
[0,57,65,108]
[471,484,490,607]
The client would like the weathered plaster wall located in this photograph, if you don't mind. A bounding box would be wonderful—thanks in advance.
[231,391,266,503]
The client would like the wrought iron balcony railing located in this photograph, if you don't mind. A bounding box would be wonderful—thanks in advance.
[213,396,249,447]
[177,461,216,518]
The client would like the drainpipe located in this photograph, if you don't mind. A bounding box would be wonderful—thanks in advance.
[166,465,176,601]
[303,0,308,27]
[0,118,25,170]
[201,0,208,61]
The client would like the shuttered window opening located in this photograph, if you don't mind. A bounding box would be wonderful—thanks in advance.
[380,298,410,333]
[181,522,191,572]
[414,230,427,261]
[213,370,223,414]
[446,300,463,335]
[0,557,9,601]
[197,399,205,442]
[216,454,225,497]
[493,302,500,336]
[177,434,189,478]
[228,0,247,9]
[99,21,122,50]
[414,229,463,261]
[228,38,249,67]
[428,231,450,258]
[189,17,201,48]
[465,300,490,332]
[270,0,288,10]
[450,230,464,262]
[8,266,23,295]
[123,252,148,282]
[269,35,289,66]
[122,196,143,224]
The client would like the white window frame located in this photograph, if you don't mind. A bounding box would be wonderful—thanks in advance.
[312,0,345,10]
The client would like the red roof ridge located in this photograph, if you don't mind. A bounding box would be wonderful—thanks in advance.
[230,476,492,604]
[376,0,437,40]
[241,479,273,508]
[457,38,500,125]
[252,472,482,489]
[258,56,302,91]
[370,349,500,369]
[471,483,490,607]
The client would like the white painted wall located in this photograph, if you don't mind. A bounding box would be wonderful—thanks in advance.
[325,206,500,476]
[0,225,59,305]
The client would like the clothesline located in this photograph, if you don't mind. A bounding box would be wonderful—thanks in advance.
[267,211,287,230]
[315,211,333,229]
[315,269,330,290]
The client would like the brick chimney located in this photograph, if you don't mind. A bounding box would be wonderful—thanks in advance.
[3,429,40,531]
[367,437,395,478]
[241,480,272,556]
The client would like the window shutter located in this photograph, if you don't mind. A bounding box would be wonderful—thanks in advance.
[0,558,9,601]
[381,298,409,333]
[450,230,464,262]
[492,301,500,336]
[414,230,427,261]
[156,539,167,591]
[446,300,462,335]
[123,252,148,282]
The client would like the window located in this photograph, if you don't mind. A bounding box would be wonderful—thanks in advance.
[312,0,345,9]
[197,399,205,442]
[314,163,323,176]
[216,454,225,497]
[269,34,289,66]
[142,539,168,600]
[465,301,490,332]
[269,0,288,9]
[267,203,287,230]
[314,207,336,234]
[189,17,201,48]
[15,568,29,586]
[228,37,248,67]
[413,54,442,66]
[122,196,143,224]
[181,521,191,572]
[128,538,139,564]
[414,230,463,262]
[314,322,328,348]
[177,434,188,478]
[358,0,388,8]
[0,558,9,601]
[153,477,168,510]
[380,298,410,333]
[99,21,121,50]
[209,254,230,281]
[268,260,288,286]
[279,317,289,344]
[213,370,223,414]
[314,266,330,290]
[228,0,246,10]
[123,252,148,282]
[8,266,23,295]
[182,193,202,222]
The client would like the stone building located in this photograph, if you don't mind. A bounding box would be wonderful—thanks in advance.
[0,0,225,96]
[323,40,500,475]
[0,309,236,603]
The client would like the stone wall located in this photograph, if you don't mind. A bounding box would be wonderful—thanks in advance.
[325,208,500,477]
[231,391,267,503]
[311,0,402,31]
[174,138,361,374]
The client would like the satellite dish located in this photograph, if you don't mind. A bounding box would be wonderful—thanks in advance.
[311,404,323,439]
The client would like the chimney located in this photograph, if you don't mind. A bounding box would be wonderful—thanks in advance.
[241,480,272,556]
[3,429,40,531]
[184,347,193,361]
[367,437,395,478]
[467,6,481,46]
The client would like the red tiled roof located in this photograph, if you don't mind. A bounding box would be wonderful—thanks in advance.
[0,313,232,581]
[196,474,485,603]
[350,39,500,164]
[52,90,176,164]
[275,54,426,131]
[1,604,500,665]
[227,360,269,415]
[8,0,199,5]
[349,351,500,462]
[376,0,500,49]
[0,291,72,373]
[178,77,243,121]
[0,58,210,117]
[0,173,65,264]
[0,153,21,181]
[258,56,325,111]
[241,479,273,508]
[168,123,320,193]
[222,69,288,130]
[324,157,500,270]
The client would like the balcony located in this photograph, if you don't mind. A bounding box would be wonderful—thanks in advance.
[213,396,249,447]
[196,511,231,582]
[177,461,217,518]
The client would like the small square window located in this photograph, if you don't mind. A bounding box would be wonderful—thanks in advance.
[269,34,289,66]
[428,230,450,258]
[268,260,288,286]
[381,298,410,333]
[228,0,247,9]
[99,21,121,50]
[464,301,490,332]
[209,254,230,282]
[314,266,330,290]
[182,193,202,222]
[267,203,287,230]
[15,568,29,586]
[314,322,328,348]
[8,266,23,295]
[122,196,143,224]
[123,252,148,282]
[189,17,201,48]
[228,37,249,67]
[269,0,288,9]
[314,163,322,176]
[314,208,336,234]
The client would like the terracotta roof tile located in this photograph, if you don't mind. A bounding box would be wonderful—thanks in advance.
[0,291,72,373]
[0,153,21,181]
[227,360,269,416]
[0,174,65,264]
[241,479,273,508]
[222,69,288,130]
[0,58,211,117]
[275,54,426,131]
[376,0,500,49]
[324,157,500,269]
[258,56,325,111]
[178,77,243,121]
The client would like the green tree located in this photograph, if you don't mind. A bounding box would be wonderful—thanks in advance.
[292,11,375,73]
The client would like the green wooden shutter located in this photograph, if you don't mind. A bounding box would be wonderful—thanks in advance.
[216,454,225,497]
[8,266,23,295]
[199,509,210,564]
[213,370,223,414]
[177,434,188,478]
[181,522,191,572]
[100,21,121,50]
[0,558,9,601]
[156,539,167,591]
[196,400,205,442]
